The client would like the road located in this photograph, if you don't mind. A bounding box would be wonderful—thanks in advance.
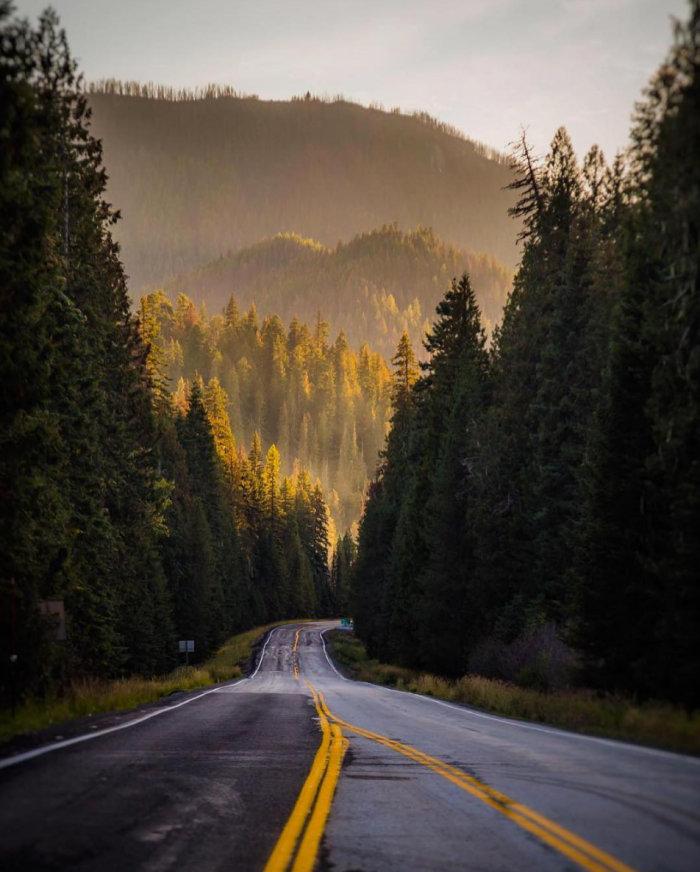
[1,622,699,872]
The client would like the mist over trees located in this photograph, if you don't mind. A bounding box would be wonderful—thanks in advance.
[86,86,518,289]
[159,225,512,359]
[352,3,700,708]
[140,290,392,532]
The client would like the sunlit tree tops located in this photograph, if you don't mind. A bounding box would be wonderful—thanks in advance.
[139,289,392,533]
[158,225,513,360]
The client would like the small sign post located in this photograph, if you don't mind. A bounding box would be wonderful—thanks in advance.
[38,600,67,641]
[178,639,195,665]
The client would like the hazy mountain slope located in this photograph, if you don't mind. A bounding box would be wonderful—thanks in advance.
[88,89,519,290]
[159,225,512,359]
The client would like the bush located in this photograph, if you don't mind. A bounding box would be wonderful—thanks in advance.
[468,624,577,691]
[327,631,700,755]
[0,620,299,745]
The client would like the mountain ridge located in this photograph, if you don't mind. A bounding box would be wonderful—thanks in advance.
[87,87,519,290]
[155,225,513,359]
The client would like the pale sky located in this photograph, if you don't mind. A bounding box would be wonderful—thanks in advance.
[14,0,689,160]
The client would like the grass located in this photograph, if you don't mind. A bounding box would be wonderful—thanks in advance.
[0,619,299,746]
[328,631,700,757]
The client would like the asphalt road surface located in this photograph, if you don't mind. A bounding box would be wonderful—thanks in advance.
[1,622,699,872]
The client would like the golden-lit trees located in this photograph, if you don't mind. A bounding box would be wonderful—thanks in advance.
[145,292,392,532]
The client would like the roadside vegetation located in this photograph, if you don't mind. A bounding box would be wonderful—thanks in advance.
[351,4,700,722]
[1,9,339,719]
[328,632,700,757]
[0,621,292,746]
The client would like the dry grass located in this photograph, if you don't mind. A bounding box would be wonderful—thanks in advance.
[0,619,299,745]
[329,632,700,757]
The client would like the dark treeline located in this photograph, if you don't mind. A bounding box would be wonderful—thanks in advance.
[90,78,509,165]
[161,226,512,359]
[353,5,700,708]
[89,79,258,102]
[0,8,335,704]
[140,289,391,533]
[86,84,518,290]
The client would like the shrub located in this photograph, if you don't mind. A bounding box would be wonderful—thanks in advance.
[468,624,577,691]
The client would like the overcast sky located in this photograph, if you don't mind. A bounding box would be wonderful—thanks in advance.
[14,0,688,160]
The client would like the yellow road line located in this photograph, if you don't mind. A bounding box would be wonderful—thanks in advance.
[314,690,639,872]
[293,629,300,680]
[262,685,330,872]
[292,721,347,872]
[262,681,346,872]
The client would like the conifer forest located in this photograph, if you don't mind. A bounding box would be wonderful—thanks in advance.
[1,0,699,723]
[353,10,700,709]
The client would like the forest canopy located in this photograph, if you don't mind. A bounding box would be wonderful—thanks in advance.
[140,290,392,533]
[159,225,513,359]
[351,3,700,708]
[0,6,341,704]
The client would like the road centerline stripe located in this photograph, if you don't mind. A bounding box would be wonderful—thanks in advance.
[314,689,639,872]
[318,628,700,766]
[293,629,300,680]
[262,681,346,872]
[291,720,347,872]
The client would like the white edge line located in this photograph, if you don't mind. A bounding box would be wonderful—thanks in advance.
[0,626,285,772]
[321,628,349,681]
[248,626,280,679]
[0,684,229,772]
[319,629,700,766]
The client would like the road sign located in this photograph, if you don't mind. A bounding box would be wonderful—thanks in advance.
[38,601,67,641]
[179,640,195,665]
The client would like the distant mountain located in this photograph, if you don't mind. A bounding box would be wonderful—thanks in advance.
[158,225,512,359]
[88,85,519,290]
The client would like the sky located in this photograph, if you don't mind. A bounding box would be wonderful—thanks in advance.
[14,0,689,160]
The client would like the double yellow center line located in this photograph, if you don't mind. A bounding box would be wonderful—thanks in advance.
[265,676,641,872]
[262,681,346,872]
[314,688,639,872]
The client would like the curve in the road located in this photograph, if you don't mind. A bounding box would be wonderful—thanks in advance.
[313,685,637,872]
[318,628,700,767]
[2,622,698,872]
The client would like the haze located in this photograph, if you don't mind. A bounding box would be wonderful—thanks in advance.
[14,0,687,160]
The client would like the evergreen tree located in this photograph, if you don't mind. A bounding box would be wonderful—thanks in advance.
[203,377,236,462]
[0,6,337,706]
[576,4,700,706]
[415,275,491,674]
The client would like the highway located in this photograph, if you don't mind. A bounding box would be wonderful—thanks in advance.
[1,622,699,872]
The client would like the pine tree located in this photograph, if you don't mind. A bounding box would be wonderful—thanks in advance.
[262,445,282,532]
[415,274,491,674]
[203,377,236,462]
[576,4,700,706]
[224,294,240,328]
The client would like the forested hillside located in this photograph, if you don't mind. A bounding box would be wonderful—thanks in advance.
[141,289,391,532]
[160,225,512,358]
[0,10,337,705]
[86,84,518,289]
[3,0,697,727]
[352,5,700,709]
